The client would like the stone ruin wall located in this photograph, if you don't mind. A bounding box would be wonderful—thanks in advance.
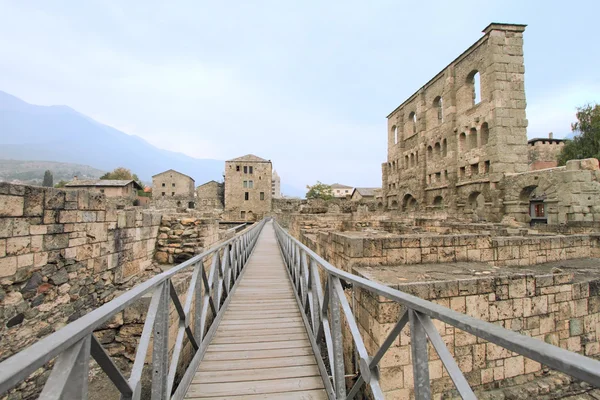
[0,183,236,399]
[383,23,528,221]
[355,273,600,398]
[0,183,163,398]
[528,139,565,171]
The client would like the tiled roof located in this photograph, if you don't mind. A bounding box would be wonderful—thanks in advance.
[65,179,142,189]
[226,154,270,163]
[331,183,353,189]
[352,187,380,197]
[152,169,194,181]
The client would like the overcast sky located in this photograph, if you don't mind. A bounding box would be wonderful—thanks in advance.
[0,1,598,194]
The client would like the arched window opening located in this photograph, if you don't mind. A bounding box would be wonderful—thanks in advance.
[481,122,489,145]
[442,139,447,157]
[433,196,443,207]
[469,128,478,149]
[434,142,441,157]
[410,153,415,167]
[402,194,418,211]
[392,125,398,144]
[433,96,443,123]
[459,132,466,152]
[405,155,409,168]
[408,111,417,134]
[468,70,481,105]
[468,191,485,211]
[391,200,399,208]
[427,146,433,160]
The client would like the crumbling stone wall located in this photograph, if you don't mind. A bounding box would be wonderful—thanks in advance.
[154,214,220,264]
[0,183,161,374]
[354,272,600,398]
[502,158,600,225]
[528,138,565,171]
[383,23,528,221]
[301,229,600,271]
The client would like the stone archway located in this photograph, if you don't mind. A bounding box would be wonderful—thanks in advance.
[402,193,418,211]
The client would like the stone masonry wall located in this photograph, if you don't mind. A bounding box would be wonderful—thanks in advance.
[354,272,600,398]
[154,215,221,264]
[0,183,161,372]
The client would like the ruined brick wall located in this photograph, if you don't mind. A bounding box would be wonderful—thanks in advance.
[196,181,224,211]
[0,183,161,368]
[502,158,600,225]
[354,273,600,398]
[383,23,528,222]
[301,230,600,272]
[528,139,565,171]
[154,215,220,264]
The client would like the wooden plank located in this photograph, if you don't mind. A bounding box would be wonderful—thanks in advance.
[185,376,325,397]
[202,346,314,361]
[192,365,321,383]
[197,356,318,372]
[211,333,308,344]
[220,317,304,325]
[207,339,311,352]
[184,389,328,400]
[216,322,303,331]
[214,327,307,337]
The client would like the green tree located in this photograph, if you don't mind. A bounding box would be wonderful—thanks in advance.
[558,104,600,166]
[54,180,68,188]
[100,167,145,189]
[306,181,334,200]
[42,170,53,187]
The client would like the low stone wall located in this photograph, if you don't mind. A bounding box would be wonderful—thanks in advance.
[353,271,600,398]
[302,230,600,272]
[154,214,220,264]
[0,183,162,398]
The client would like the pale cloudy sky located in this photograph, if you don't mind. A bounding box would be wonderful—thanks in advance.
[0,0,598,194]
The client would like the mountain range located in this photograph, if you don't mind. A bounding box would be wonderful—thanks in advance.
[0,90,226,185]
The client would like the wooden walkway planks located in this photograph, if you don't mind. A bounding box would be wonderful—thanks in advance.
[184,221,327,399]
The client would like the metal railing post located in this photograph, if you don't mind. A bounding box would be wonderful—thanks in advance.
[329,275,346,398]
[151,281,170,400]
[410,310,431,400]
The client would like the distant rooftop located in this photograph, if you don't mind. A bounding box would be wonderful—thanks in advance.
[227,154,270,163]
[152,169,194,181]
[331,183,353,189]
[352,187,380,197]
[65,179,142,189]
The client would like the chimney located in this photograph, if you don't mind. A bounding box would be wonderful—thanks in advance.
[549,132,553,139]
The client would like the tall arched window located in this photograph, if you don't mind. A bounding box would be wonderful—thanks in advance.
[408,112,417,134]
[469,128,478,149]
[433,96,443,123]
[427,145,433,160]
[410,153,415,167]
[442,139,447,157]
[468,70,481,105]
[480,122,489,145]
[392,125,398,144]
[459,132,466,152]
[434,142,441,157]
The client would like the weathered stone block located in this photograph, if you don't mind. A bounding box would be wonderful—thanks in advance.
[43,234,69,251]
[0,256,17,277]
[0,195,24,217]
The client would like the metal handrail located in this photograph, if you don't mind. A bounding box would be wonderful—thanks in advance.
[0,218,268,400]
[273,220,600,399]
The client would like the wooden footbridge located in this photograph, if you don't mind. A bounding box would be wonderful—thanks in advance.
[1,219,600,400]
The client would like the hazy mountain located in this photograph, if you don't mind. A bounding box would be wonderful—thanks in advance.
[0,159,105,185]
[0,90,224,185]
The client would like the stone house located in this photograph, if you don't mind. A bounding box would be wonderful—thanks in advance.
[196,180,224,209]
[350,187,379,201]
[152,169,195,200]
[64,179,141,199]
[224,154,272,221]
[528,134,565,171]
[331,183,354,198]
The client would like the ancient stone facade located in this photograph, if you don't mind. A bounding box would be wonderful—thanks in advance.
[152,169,195,202]
[331,183,354,198]
[382,23,528,220]
[528,136,565,171]
[224,154,272,221]
[196,180,224,210]
[64,179,141,199]
[0,183,162,395]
